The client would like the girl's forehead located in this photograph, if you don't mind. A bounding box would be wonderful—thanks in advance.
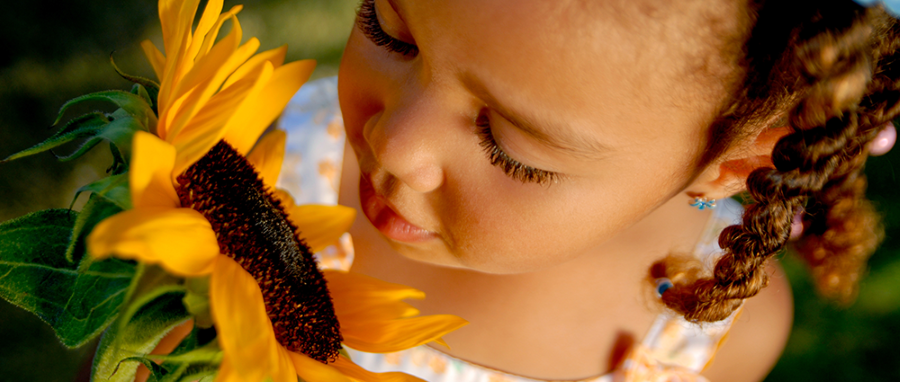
[400,0,744,146]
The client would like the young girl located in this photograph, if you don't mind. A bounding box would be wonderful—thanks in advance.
[277,0,899,380]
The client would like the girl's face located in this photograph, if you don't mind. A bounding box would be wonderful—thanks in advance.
[339,0,743,273]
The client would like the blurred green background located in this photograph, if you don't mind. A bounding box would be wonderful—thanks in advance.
[0,0,897,381]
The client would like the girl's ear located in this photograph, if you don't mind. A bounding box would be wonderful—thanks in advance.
[686,126,791,200]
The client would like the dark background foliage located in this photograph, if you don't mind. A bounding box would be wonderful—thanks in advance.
[0,0,897,381]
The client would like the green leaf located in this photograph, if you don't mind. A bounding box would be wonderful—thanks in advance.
[65,193,124,264]
[111,53,159,113]
[56,114,143,164]
[0,209,137,348]
[118,356,169,381]
[4,93,150,165]
[118,285,188,342]
[109,141,128,175]
[149,342,221,364]
[132,84,155,111]
[157,342,223,382]
[54,90,157,133]
[162,364,217,382]
[127,264,184,303]
[92,286,191,382]
[53,137,105,162]
[1,113,109,163]
[113,341,222,382]
[71,173,131,211]
[100,114,143,162]
[183,276,212,329]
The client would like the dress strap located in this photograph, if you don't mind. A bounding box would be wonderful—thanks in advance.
[615,198,744,381]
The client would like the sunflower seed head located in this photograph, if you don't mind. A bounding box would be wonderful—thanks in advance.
[176,140,342,363]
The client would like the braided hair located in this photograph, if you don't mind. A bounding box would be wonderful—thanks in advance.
[661,0,900,322]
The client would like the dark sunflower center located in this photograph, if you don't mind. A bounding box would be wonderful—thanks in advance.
[175,140,342,363]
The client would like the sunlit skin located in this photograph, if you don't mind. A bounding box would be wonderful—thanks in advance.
[338,0,793,380]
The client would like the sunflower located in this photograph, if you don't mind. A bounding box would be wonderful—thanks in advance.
[86,0,467,381]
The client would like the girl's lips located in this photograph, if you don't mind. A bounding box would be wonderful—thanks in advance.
[359,174,438,243]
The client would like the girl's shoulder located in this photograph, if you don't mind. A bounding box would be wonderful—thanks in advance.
[701,261,793,382]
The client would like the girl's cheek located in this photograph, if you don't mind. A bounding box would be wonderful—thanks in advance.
[438,176,574,272]
[339,29,388,143]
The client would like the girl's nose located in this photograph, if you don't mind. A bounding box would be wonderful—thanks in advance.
[363,88,447,194]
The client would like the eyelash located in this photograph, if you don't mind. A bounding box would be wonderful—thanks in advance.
[476,112,559,185]
[357,0,419,57]
[356,0,554,185]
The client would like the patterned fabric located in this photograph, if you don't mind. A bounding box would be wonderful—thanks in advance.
[275,76,354,271]
[277,76,744,382]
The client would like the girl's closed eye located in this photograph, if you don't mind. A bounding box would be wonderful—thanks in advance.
[357,0,557,186]
[476,111,559,185]
[357,0,418,57]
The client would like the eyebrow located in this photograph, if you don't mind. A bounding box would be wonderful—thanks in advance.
[461,74,610,159]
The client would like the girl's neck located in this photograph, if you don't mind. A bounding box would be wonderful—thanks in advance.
[339,146,714,379]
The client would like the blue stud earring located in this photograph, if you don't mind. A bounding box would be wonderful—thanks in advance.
[655,278,674,297]
[690,196,717,210]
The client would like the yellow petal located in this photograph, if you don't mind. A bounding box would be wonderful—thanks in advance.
[287,205,356,253]
[130,131,179,209]
[157,4,244,141]
[198,5,244,59]
[170,58,271,176]
[156,85,197,142]
[210,256,281,381]
[271,346,299,382]
[223,59,316,155]
[158,0,193,64]
[171,15,242,103]
[325,271,426,301]
[288,352,352,382]
[179,73,257,142]
[185,0,224,63]
[246,129,286,189]
[214,356,240,382]
[157,0,201,114]
[167,34,260,146]
[157,35,189,120]
[140,40,166,81]
[331,355,424,382]
[333,296,420,323]
[172,10,250,106]
[340,314,468,354]
[172,0,202,68]
[222,342,298,382]
[323,270,467,353]
[222,45,287,90]
[326,271,423,321]
[87,207,219,277]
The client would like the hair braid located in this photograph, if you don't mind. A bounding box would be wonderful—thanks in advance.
[662,2,899,322]
[791,13,900,300]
